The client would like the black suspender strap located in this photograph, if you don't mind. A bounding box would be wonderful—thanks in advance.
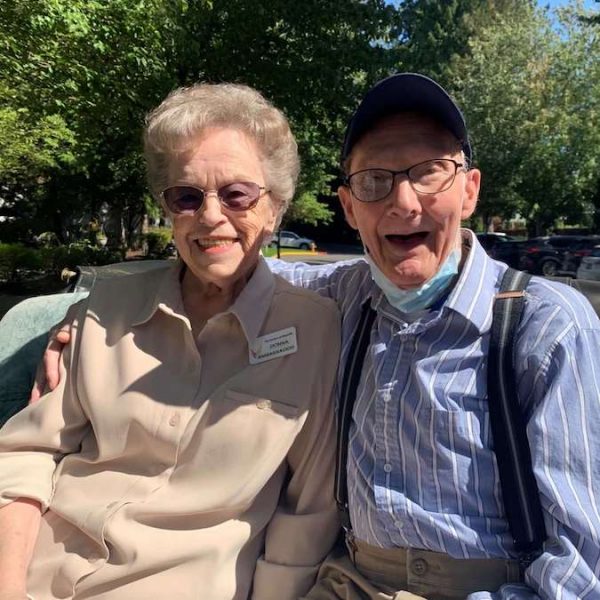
[335,300,376,533]
[489,267,546,565]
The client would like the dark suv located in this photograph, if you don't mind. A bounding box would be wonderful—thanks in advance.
[476,233,540,269]
[519,235,600,277]
[476,233,521,268]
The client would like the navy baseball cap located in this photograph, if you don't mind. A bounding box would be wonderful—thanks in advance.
[341,73,472,163]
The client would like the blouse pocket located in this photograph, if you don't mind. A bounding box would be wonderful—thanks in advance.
[181,390,305,510]
[223,389,301,419]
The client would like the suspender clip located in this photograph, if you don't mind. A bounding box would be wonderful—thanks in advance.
[518,550,542,576]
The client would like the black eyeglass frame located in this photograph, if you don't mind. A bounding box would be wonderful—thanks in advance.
[343,158,466,203]
[160,182,270,214]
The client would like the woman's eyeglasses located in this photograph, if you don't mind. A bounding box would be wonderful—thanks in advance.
[161,182,269,214]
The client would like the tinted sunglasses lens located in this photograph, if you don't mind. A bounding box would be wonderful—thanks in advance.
[163,187,204,214]
[219,182,260,210]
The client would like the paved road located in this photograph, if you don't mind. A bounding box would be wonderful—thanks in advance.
[278,242,364,265]
[281,252,363,265]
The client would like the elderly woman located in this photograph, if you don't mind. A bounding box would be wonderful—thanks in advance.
[0,84,340,600]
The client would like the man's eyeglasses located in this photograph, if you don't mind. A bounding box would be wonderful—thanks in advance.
[343,159,465,203]
[161,182,269,215]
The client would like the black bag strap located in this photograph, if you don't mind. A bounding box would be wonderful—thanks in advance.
[335,299,376,532]
[489,267,546,564]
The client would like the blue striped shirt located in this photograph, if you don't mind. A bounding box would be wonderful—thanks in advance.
[269,230,600,599]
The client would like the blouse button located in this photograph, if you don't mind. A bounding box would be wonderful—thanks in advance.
[168,414,180,427]
[256,400,272,410]
[383,463,392,473]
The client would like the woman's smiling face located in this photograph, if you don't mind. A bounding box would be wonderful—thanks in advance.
[167,127,277,292]
[339,113,480,289]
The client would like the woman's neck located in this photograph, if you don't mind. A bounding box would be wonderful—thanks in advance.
[181,265,254,335]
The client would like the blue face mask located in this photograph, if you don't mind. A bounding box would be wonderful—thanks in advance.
[365,248,461,313]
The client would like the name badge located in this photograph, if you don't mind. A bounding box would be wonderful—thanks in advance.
[249,327,298,364]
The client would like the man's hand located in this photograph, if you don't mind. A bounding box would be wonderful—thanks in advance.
[29,323,72,403]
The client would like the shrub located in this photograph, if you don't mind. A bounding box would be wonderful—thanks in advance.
[143,228,173,258]
[0,243,45,282]
[49,242,121,276]
[0,240,126,288]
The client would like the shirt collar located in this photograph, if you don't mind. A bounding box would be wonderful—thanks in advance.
[228,257,275,346]
[132,259,187,327]
[443,229,502,333]
[132,256,276,347]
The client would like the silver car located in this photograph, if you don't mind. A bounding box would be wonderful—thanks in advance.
[271,230,316,250]
[576,246,600,281]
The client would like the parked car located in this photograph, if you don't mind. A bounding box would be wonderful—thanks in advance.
[476,232,515,250]
[560,236,600,277]
[476,233,530,269]
[493,238,544,270]
[271,230,316,250]
[519,235,596,277]
[576,246,600,281]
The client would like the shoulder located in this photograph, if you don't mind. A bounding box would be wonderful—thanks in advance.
[90,261,172,293]
[272,273,340,322]
[522,275,600,333]
[516,275,600,389]
[510,274,600,420]
[85,262,173,321]
[267,256,372,303]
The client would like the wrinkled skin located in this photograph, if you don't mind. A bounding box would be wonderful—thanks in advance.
[338,113,481,290]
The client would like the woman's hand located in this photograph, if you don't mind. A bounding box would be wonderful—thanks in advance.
[0,500,41,600]
[29,323,72,403]
[0,591,29,600]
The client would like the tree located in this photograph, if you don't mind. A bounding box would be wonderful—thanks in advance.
[0,0,398,246]
[452,3,600,234]
[0,0,177,245]
[394,0,530,87]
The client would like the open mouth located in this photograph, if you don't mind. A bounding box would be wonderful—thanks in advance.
[195,238,239,252]
[385,231,428,245]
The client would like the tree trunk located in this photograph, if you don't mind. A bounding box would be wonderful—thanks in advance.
[104,206,125,252]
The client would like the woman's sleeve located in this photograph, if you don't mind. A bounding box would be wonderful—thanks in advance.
[251,303,341,600]
[0,299,90,512]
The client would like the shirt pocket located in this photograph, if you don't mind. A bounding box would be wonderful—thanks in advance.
[420,408,501,517]
[181,390,305,510]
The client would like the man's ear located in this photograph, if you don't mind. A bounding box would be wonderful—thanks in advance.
[338,185,359,230]
[461,168,481,220]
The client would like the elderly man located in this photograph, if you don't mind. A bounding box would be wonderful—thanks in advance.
[23,73,600,599]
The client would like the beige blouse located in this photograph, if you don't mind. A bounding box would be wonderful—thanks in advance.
[0,258,341,600]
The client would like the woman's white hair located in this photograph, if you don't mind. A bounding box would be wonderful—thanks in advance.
[144,83,299,225]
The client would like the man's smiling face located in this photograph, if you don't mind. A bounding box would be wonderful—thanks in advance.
[338,113,480,289]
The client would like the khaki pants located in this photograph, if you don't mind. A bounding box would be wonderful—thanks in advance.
[301,538,522,600]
